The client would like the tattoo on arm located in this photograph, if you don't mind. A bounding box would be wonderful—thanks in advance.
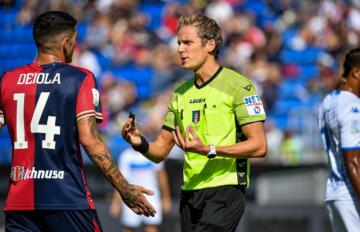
[80,117,141,203]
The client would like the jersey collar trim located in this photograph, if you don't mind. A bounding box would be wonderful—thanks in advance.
[194,66,223,89]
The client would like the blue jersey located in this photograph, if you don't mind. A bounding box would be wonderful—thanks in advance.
[0,61,103,210]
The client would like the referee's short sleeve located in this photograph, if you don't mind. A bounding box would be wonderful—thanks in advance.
[233,80,266,126]
[163,93,177,131]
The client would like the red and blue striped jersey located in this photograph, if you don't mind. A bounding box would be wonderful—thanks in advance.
[0,61,103,210]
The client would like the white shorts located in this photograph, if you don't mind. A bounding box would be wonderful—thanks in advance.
[121,194,162,228]
[326,200,360,232]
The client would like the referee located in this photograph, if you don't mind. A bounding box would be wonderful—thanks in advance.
[122,14,267,232]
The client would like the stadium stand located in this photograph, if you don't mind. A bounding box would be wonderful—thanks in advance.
[0,0,355,166]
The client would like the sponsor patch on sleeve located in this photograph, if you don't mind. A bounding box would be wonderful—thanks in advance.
[92,88,100,107]
[244,95,265,116]
[351,120,360,134]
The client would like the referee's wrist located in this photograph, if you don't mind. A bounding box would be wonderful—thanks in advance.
[132,135,149,154]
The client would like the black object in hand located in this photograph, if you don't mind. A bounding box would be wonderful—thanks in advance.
[129,111,135,120]
[129,111,136,129]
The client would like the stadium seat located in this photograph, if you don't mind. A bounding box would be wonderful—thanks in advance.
[272,99,302,117]
[107,135,131,161]
[0,10,17,27]
[137,85,152,100]
[138,3,165,30]
[111,67,153,86]
[299,65,319,80]
[278,80,307,101]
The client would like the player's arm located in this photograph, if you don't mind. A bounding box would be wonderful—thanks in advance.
[340,102,360,199]
[173,121,267,159]
[0,122,3,132]
[122,117,175,163]
[344,150,360,199]
[77,116,156,217]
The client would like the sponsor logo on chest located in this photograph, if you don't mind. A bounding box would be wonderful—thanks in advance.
[10,166,64,181]
[189,98,206,104]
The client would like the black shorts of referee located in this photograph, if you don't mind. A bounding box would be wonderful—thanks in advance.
[180,185,245,232]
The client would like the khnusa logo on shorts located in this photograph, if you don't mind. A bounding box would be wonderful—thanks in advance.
[11,166,64,181]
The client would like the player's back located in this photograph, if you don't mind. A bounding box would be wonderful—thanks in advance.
[319,90,360,201]
[0,61,102,210]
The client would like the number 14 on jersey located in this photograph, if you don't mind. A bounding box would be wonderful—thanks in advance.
[13,92,61,150]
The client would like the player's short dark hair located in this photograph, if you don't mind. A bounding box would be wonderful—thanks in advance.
[177,14,223,59]
[33,11,77,51]
[342,48,360,78]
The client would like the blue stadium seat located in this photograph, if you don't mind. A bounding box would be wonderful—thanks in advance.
[0,10,17,27]
[107,135,131,161]
[278,80,305,101]
[272,99,301,117]
[137,86,152,100]
[94,52,111,71]
[0,127,11,164]
[280,48,323,65]
[138,3,165,30]
[77,23,88,42]
[299,65,319,80]
[111,67,153,86]
[282,27,298,46]
[273,116,289,130]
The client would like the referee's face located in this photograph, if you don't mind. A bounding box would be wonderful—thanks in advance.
[177,25,210,71]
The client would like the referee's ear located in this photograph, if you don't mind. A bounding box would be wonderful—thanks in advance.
[206,39,216,55]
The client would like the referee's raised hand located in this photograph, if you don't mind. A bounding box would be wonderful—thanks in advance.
[173,125,208,155]
[121,116,142,146]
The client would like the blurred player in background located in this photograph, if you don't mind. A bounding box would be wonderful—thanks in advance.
[122,14,267,232]
[109,147,171,232]
[319,48,360,232]
[0,11,155,232]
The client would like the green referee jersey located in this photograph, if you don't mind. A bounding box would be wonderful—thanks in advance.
[163,66,266,190]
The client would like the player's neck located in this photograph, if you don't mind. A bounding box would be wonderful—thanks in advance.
[194,59,220,86]
[36,52,65,65]
[340,81,360,97]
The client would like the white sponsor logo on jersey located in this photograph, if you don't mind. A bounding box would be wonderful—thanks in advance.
[92,88,100,107]
[244,95,265,116]
[11,166,64,181]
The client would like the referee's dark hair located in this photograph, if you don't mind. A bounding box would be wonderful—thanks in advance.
[342,48,360,78]
[33,11,77,52]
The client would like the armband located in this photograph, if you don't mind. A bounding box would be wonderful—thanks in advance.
[132,135,149,153]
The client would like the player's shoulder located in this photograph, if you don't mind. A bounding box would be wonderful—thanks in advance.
[61,63,95,79]
[339,91,360,115]
[1,63,32,78]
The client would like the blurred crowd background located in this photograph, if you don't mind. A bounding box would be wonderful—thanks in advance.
[2,0,359,165]
[0,0,359,231]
